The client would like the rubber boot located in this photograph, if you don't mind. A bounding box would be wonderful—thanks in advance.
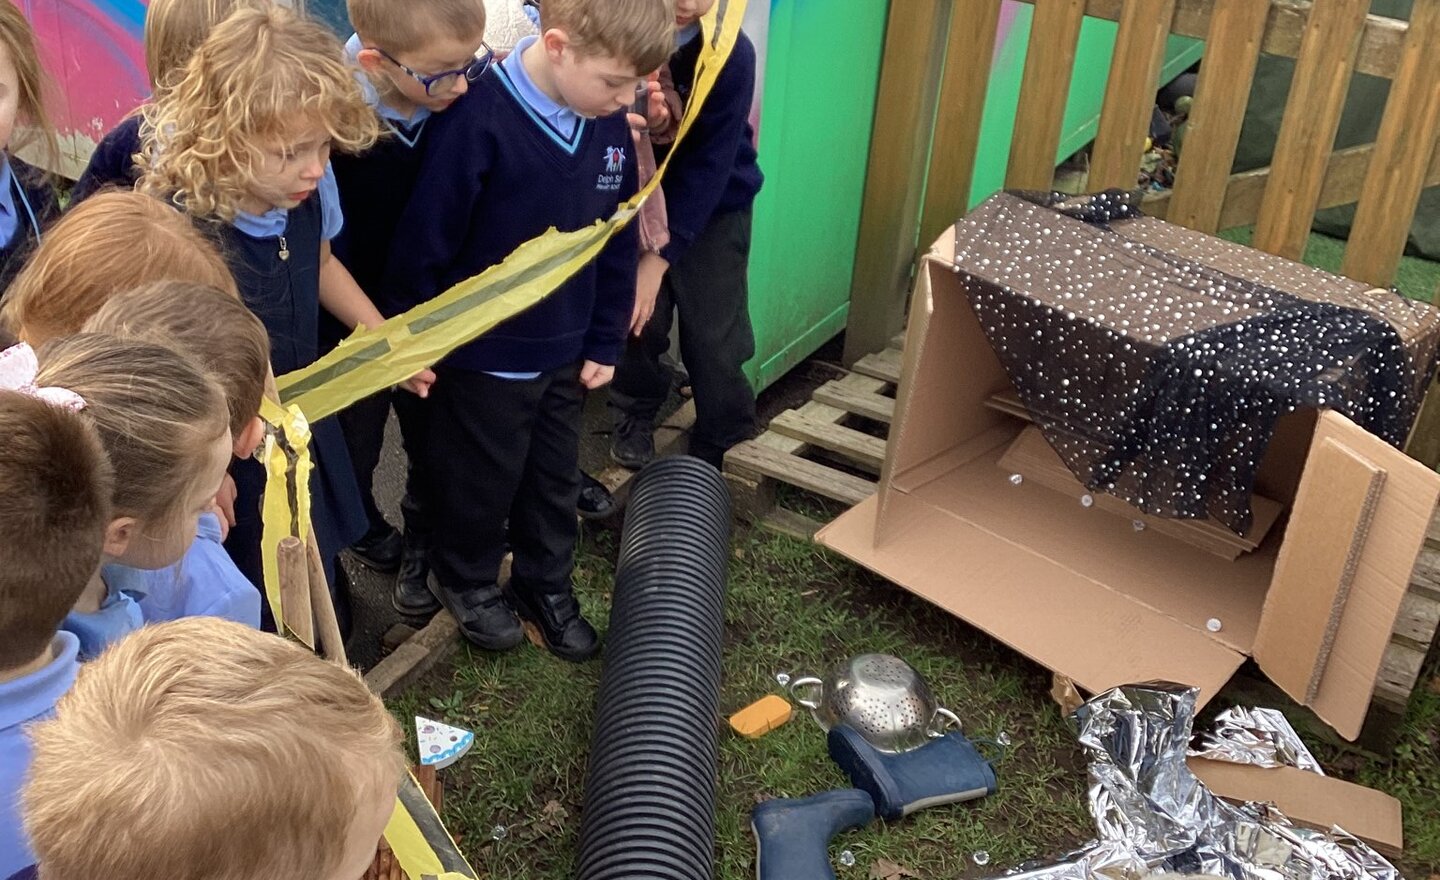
[751,789,875,880]
[827,726,997,821]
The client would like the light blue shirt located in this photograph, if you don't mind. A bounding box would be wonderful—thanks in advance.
[0,632,80,877]
[136,512,262,628]
[61,565,146,661]
[0,155,18,250]
[677,21,701,46]
[344,34,432,132]
[232,163,344,241]
[501,35,581,140]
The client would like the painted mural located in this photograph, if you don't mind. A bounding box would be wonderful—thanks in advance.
[15,0,149,176]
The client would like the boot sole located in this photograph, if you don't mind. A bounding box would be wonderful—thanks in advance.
[348,549,401,574]
[391,594,442,618]
[609,448,654,471]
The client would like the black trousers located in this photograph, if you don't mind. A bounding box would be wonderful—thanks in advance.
[426,364,583,597]
[610,207,758,467]
[337,386,432,537]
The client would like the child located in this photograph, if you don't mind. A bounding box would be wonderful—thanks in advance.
[20,618,405,880]
[380,0,673,660]
[609,0,765,470]
[0,3,59,293]
[0,388,112,879]
[138,5,434,601]
[331,0,489,613]
[0,191,237,345]
[69,0,272,203]
[85,281,272,627]
[36,334,233,659]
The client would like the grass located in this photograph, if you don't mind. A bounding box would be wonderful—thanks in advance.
[392,514,1440,880]
[390,522,1096,880]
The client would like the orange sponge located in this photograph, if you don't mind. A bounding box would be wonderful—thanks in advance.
[728,694,794,739]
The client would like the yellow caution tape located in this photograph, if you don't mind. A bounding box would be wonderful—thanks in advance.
[258,395,314,640]
[256,0,747,872]
[384,772,476,880]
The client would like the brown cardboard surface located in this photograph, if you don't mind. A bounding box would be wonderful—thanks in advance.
[1187,758,1403,857]
[1255,439,1384,707]
[998,426,1284,559]
[820,492,1248,702]
[1295,414,1440,739]
[821,212,1440,740]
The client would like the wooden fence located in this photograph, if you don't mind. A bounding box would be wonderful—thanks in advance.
[845,0,1440,460]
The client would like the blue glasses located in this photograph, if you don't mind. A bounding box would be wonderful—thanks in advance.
[374,44,495,96]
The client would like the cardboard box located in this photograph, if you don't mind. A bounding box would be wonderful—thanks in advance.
[1188,758,1403,857]
[818,196,1440,740]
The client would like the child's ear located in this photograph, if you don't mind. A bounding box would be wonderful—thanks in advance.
[102,517,137,560]
[541,28,571,61]
[355,47,387,75]
[234,416,266,460]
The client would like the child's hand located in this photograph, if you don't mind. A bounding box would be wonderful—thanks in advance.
[400,367,437,398]
[580,360,615,389]
[645,81,671,132]
[631,252,669,335]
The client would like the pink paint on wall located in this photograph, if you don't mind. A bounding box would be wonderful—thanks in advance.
[12,0,149,175]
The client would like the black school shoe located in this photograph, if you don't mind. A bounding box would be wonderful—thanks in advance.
[577,470,617,520]
[511,588,599,662]
[429,576,524,651]
[610,415,656,470]
[391,531,440,617]
[349,523,403,573]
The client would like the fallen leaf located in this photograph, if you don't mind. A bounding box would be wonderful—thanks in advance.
[870,858,919,879]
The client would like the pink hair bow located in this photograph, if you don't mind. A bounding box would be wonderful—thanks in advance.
[0,343,86,411]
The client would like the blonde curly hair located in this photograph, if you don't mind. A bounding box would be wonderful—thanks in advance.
[138,5,378,221]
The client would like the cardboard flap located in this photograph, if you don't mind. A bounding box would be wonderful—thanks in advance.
[1255,439,1385,704]
[819,493,1247,705]
[1188,758,1403,858]
[1255,412,1440,740]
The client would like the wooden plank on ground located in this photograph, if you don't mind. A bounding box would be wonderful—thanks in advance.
[1145,142,1440,229]
[1088,0,1177,191]
[1010,0,1409,81]
[725,441,877,507]
[813,380,896,424]
[761,507,826,542]
[919,0,1002,247]
[364,612,461,697]
[1252,0,1371,261]
[1165,0,1270,233]
[770,410,888,473]
[1005,0,1087,190]
[852,348,903,384]
[844,0,954,366]
[1343,0,1440,287]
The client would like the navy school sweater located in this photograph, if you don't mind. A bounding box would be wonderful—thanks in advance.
[71,114,143,204]
[380,65,639,372]
[657,29,764,266]
[331,119,427,301]
[0,156,59,294]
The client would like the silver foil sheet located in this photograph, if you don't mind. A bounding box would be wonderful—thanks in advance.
[986,683,1401,880]
[1188,706,1324,775]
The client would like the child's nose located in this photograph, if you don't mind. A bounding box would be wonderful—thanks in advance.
[451,76,469,98]
[302,159,325,180]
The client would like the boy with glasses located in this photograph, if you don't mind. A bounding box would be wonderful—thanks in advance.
[329,0,490,616]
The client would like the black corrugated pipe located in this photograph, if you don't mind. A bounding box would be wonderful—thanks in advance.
[575,456,732,880]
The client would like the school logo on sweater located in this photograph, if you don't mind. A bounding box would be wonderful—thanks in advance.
[598,145,627,191]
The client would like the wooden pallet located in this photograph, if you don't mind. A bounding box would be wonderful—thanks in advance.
[723,345,902,539]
